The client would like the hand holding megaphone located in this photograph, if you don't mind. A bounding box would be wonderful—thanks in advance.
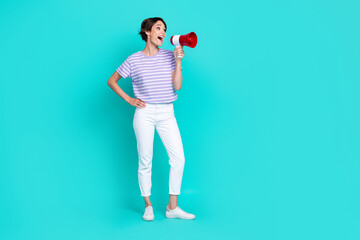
[170,32,198,59]
[173,45,184,60]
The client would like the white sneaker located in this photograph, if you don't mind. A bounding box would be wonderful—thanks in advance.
[166,206,196,220]
[142,206,154,221]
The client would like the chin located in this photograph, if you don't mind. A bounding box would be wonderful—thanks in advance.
[155,39,164,47]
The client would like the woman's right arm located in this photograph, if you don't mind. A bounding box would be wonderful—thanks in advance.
[107,71,146,108]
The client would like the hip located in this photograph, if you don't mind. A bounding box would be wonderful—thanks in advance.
[134,103,175,122]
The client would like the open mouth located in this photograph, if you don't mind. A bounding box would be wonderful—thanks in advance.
[158,36,164,41]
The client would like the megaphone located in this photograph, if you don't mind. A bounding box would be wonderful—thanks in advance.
[170,32,197,58]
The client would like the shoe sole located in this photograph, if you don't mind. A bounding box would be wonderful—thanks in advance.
[142,216,154,221]
[166,213,195,220]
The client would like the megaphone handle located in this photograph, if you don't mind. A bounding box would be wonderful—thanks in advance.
[175,45,183,59]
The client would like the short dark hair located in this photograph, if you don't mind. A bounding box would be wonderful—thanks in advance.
[138,17,167,42]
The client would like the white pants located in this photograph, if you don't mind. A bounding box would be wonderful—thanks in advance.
[133,103,185,197]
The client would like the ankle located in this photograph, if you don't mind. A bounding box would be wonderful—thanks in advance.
[145,204,152,208]
[167,205,177,210]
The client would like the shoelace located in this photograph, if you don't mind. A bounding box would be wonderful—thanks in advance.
[173,207,190,215]
[144,208,153,216]
[180,209,191,215]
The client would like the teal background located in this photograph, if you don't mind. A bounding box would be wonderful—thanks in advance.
[1,0,359,239]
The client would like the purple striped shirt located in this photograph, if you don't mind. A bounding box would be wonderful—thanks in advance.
[116,48,182,103]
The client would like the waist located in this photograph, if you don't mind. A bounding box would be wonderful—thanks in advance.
[140,102,173,108]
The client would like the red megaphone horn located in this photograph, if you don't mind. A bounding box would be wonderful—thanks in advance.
[170,32,198,48]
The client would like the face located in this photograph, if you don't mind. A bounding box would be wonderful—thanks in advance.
[146,20,166,46]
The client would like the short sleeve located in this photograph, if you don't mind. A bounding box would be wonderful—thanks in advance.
[116,57,131,78]
[171,51,183,72]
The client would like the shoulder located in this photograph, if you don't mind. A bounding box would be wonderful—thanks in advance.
[161,48,173,55]
[160,49,174,61]
[129,51,141,59]
[125,51,142,62]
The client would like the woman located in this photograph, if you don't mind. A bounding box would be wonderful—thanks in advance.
[107,17,195,221]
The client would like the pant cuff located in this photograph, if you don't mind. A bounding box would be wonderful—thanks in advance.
[169,192,180,195]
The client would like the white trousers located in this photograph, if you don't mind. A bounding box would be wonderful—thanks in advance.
[133,103,185,197]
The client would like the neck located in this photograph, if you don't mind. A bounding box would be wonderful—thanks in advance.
[142,42,159,56]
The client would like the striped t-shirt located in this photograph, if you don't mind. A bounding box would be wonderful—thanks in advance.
[116,48,182,103]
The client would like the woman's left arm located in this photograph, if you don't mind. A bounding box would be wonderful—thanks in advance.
[172,46,185,90]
